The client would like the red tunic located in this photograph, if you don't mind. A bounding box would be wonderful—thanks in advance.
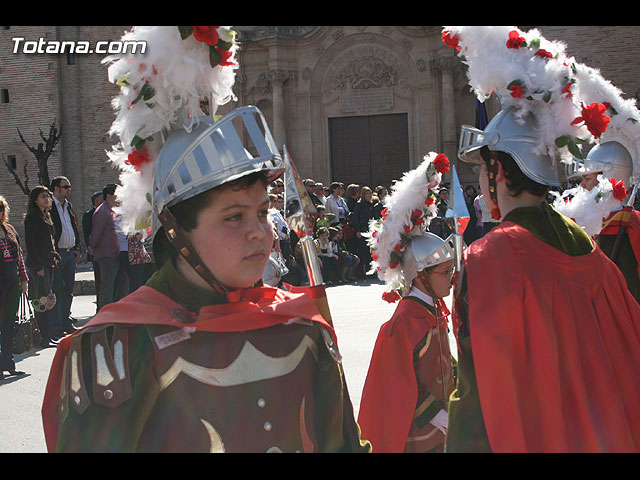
[465,222,640,452]
[358,296,453,453]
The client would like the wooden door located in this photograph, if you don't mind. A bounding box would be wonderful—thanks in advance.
[329,113,409,189]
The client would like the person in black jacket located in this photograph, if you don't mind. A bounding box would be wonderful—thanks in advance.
[0,195,29,378]
[24,186,60,348]
[352,186,374,278]
[82,191,103,313]
[49,176,81,334]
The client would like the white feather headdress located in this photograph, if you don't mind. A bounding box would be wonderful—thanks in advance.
[442,26,597,165]
[102,26,239,235]
[552,175,626,238]
[366,152,449,300]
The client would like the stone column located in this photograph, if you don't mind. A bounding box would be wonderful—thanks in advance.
[269,69,290,148]
[432,55,463,163]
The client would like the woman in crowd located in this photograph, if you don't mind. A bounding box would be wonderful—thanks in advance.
[24,186,60,349]
[0,195,29,379]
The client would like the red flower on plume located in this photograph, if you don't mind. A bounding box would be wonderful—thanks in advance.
[382,290,401,303]
[562,82,573,99]
[571,102,610,139]
[610,177,628,201]
[125,147,151,172]
[381,208,388,219]
[433,153,450,174]
[389,261,399,269]
[509,84,524,98]
[192,26,220,46]
[442,31,460,51]
[506,30,526,49]
[425,197,435,207]
[534,49,553,60]
[216,47,235,66]
[393,244,404,253]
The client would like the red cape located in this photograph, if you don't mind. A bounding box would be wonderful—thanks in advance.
[41,285,334,453]
[357,297,444,453]
[465,222,640,452]
[600,208,640,285]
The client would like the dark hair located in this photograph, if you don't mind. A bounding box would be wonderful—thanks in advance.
[480,147,549,198]
[26,185,53,225]
[50,176,68,191]
[170,171,269,233]
[103,183,118,199]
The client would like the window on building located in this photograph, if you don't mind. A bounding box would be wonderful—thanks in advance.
[67,52,76,65]
[7,155,16,170]
[1,89,9,103]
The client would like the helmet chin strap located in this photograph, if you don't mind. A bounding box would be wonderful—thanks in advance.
[488,151,502,220]
[158,207,229,296]
[416,271,440,300]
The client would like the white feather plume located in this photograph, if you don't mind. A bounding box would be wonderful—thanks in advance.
[366,152,445,296]
[551,175,623,238]
[442,25,592,163]
[102,26,239,234]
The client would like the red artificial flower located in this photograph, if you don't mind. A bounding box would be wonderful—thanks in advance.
[442,30,460,51]
[404,225,412,233]
[393,244,403,253]
[411,209,422,218]
[381,208,388,219]
[216,47,235,66]
[192,26,220,46]
[371,252,378,262]
[433,153,450,174]
[389,261,399,269]
[506,30,526,49]
[562,82,573,99]
[509,84,524,98]
[425,197,435,206]
[382,290,401,303]
[571,102,610,139]
[125,147,151,172]
[610,177,628,201]
[534,49,553,60]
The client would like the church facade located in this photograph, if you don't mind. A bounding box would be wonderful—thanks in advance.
[2,26,639,233]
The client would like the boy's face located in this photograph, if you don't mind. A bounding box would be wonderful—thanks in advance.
[182,180,272,290]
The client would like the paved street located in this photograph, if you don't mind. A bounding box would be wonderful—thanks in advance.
[0,275,454,453]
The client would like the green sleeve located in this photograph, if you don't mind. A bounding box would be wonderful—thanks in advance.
[313,328,372,453]
[444,271,493,453]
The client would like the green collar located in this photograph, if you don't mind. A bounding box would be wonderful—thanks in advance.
[145,259,228,312]
[502,201,593,256]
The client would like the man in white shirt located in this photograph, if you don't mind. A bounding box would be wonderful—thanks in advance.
[50,176,81,336]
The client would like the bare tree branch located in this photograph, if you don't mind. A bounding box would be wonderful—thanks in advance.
[1,154,30,195]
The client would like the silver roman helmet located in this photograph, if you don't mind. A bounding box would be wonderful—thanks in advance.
[576,141,634,187]
[152,105,283,233]
[151,105,284,292]
[400,233,456,288]
[458,105,561,187]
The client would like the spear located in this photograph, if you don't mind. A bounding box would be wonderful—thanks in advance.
[445,164,470,272]
[282,145,333,325]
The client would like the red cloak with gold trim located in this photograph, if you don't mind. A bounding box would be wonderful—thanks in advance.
[465,222,640,452]
[357,297,448,453]
[41,285,335,453]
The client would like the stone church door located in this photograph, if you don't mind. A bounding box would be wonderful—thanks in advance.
[328,112,409,190]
